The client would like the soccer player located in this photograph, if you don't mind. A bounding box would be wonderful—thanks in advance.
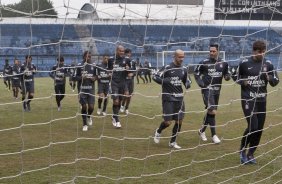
[153,49,191,149]
[21,55,37,112]
[96,55,111,116]
[49,56,68,111]
[68,61,77,92]
[194,44,231,144]
[136,59,145,84]
[3,59,12,91]
[76,51,97,131]
[120,48,136,114]
[233,40,279,164]
[11,59,21,99]
[143,60,152,83]
[108,45,132,128]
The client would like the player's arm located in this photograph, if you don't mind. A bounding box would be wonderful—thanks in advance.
[182,67,192,89]
[75,64,82,81]
[194,62,205,88]
[49,66,55,79]
[233,62,248,86]
[91,65,97,82]
[125,58,134,77]
[267,63,279,87]
[32,64,37,74]
[152,66,170,85]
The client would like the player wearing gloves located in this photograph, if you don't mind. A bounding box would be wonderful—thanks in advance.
[153,49,191,149]
[194,44,231,144]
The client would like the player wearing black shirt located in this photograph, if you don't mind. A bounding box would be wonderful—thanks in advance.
[3,59,12,91]
[108,45,132,128]
[96,55,111,116]
[49,56,68,111]
[21,55,36,112]
[233,40,279,164]
[68,61,77,92]
[76,51,97,131]
[153,49,191,149]
[120,48,136,115]
[11,59,21,99]
[194,44,231,144]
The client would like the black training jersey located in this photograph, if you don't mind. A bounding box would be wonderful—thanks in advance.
[3,64,12,77]
[20,62,36,83]
[234,57,279,102]
[76,62,97,93]
[96,62,111,84]
[68,64,76,80]
[12,64,21,81]
[153,62,190,102]
[50,64,68,85]
[194,57,230,94]
[108,56,131,83]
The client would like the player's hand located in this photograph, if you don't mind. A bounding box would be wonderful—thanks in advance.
[185,80,191,89]
[128,73,133,77]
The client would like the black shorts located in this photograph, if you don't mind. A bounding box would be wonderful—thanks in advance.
[4,76,11,82]
[124,79,134,95]
[98,82,110,95]
[111,81,125,100]
[55,84,65,94]
[162,100,185,121]
[12,79,21,88]
[202,89,219,110]
[22,82,34,94]
[79,90,95,105]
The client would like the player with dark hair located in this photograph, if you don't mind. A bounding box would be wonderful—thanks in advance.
[49,56,68,111]
[3,59,12,91]
[68,60,77,92]
[96,55,111,116]
[233,40,279,164]
[11,59,21,99]
[108,45,132,128]
[76,51,97,131]
[21,55,36,112]
[153,49,191,149]
[120,48,136,114]
[194,44,231,144]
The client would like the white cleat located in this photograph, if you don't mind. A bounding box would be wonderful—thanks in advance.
[102,111,107,116]
[198,130,207,141]
[112,117,117,127]
[125,109,129,115]
[116,122,122,128]
[97,108,102,115]
[153,129,161,144]
[169,142,181,149]
[87,117,93,126]
[82,125,88,131]
[212,135,221,144]
[120,106,125,113]
[58,106,62,111]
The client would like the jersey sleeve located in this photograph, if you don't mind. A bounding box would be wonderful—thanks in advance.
[152,65,170,85]
[182,67,191,89]
[223,62,231,81]
[267,63,279,87]
[194,61,205,88]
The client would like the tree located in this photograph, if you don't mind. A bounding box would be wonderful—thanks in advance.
[1,0,57,18]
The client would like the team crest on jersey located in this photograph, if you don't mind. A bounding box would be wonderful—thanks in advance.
[263,65,267,72]
[220,63,223,68]
[91,66,94,70]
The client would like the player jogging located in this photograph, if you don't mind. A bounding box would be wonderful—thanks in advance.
[233,40,279,164]
[194,44,231,144]
[153,49,191,149]
[3,59,12,91]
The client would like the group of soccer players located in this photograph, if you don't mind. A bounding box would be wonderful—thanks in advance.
[2,40,279,165]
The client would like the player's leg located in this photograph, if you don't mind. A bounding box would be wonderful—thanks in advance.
[87,94,94,126]
[54,85,61,108]
[111,82,123,128]
[8,78,11,90]
[79,93,88,131]
[199,90,209,140]
[169,101,184,149]
[124,79,134,114]
[21,82,27,111]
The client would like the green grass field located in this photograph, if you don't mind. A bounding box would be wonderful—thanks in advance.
[0,76,281,184]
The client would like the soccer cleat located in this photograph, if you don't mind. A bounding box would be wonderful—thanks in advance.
[58,106,61,111]
[82,125,88,131]
[87,117,93,126]
[112,116,117,127]
[198,130,207,141]
[240,151,248,164]
[116,122,122,128]
[97,108,102,115]
[120,106,125,113]
[153,129,161,144]
[247,155,257,164]
[72,89,75,92]
[102,111,107,116]
[169,142,181,149]
[125,109,129,115]
[212,135,221,144]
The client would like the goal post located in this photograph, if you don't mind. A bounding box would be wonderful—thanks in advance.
[156,50,226,69]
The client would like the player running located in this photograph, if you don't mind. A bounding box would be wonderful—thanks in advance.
[11,59,21,99]
[3,59,12,91]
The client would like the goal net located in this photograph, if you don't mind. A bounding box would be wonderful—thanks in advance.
[0,0,282,184]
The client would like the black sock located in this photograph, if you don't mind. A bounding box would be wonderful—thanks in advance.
[171,123,182,143]
[207,114,216,136]
[113,104,120,121]
[157,121,169,134]
[81,108,87,126]
[200,114,209,133]
[27,95,33,105]
[98,98,102,109]
[103,98,108,112]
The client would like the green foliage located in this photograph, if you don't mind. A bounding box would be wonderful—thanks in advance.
[1,0,57,18]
